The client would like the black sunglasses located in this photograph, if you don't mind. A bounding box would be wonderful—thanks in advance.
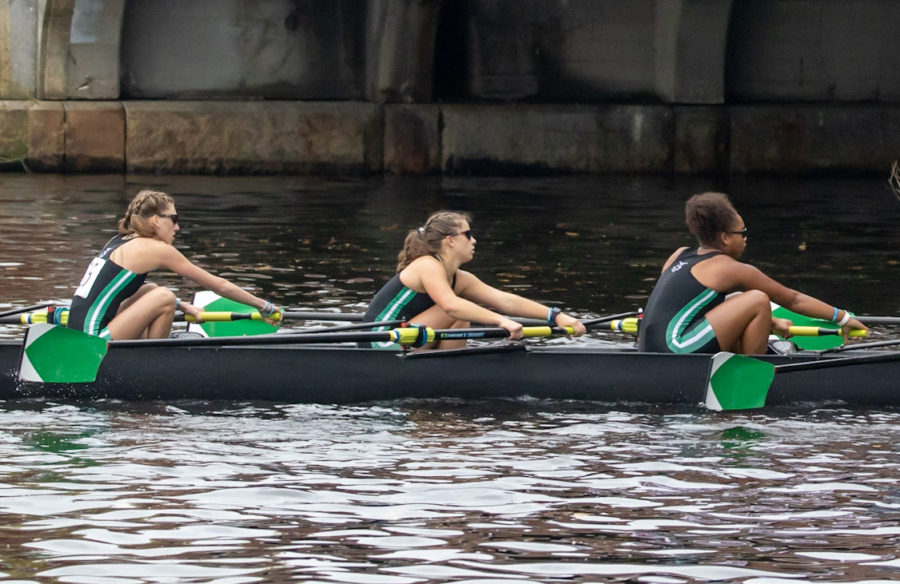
[726,227,748,238]
[157,213,179,226]
[449,230,473,240]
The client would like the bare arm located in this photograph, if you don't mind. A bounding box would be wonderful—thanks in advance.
[714,260,867,332]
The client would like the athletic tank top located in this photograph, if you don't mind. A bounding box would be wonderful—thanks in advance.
[68,235,148,337]
[361,262,457,349]
[638,247,728,353]
[363,270,457,324]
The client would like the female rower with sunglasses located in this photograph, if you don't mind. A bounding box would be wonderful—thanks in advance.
[638,191,867,355]
[362,210,586,349]
[67,189,281,340]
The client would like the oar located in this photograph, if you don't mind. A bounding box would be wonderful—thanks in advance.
[183,310,366,323]
[0,307,367,326]
[855,316,900,326]
[704,352,775,411]
[17,323,575,383]
[0,302,56,319]
[771,305,843,350]
[821,339,900,353]
[703,344,898,411]
[787,326,866,338]
[18,324,108,383]
[189,292,365,337]
[771,305,875,349]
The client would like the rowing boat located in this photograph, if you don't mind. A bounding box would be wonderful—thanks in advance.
[1,336,896,406]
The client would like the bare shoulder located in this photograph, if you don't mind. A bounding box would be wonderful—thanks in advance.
[661,247,689,271]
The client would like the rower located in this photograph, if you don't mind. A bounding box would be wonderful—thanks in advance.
[67,189,282,340]
[361,210,586,349]
[638,192,867,355]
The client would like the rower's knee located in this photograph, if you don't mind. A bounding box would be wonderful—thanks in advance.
[147,286,176,312]
[744,290,771,314]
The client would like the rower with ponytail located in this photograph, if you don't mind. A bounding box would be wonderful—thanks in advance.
[362,210,586,350]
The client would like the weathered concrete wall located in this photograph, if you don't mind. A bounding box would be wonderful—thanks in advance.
[2,101,897,175]
[727,0,900,102]
[0,0,38,99]
[1,0,899,175]
[121,0,364,100]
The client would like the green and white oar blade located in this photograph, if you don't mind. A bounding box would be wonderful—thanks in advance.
[192,291,277,337]
[772,303,842,350]
[19,324,108,383]
[705,351,775,411]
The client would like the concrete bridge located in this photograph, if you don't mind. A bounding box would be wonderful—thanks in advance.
[1,0,898,175]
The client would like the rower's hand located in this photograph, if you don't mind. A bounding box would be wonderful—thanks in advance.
[499,317,524,339]
[772,317,793,338]
[842,317,868,340]
[181,302,204,323]
[557,313,586,337]
[262,306,284,327]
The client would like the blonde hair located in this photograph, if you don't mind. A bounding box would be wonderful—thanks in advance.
[118,189,175,237]
[396,210,471,271]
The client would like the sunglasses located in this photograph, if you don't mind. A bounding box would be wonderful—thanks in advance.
[157,213,179,226]
[726,227,748,238]
[449,230,473,240]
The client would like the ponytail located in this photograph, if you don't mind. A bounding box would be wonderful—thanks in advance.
[396,211,471,271]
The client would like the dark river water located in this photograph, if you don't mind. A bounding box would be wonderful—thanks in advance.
[0,173,897,582]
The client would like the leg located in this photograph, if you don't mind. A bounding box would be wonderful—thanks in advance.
[106,285,176,340]
[705,290,771,354]
[408,304,470,350]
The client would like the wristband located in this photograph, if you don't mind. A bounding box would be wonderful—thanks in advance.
[831,306,839,322]
[836,310,852,327]
[261,301,277,317]
[547,307,562,324]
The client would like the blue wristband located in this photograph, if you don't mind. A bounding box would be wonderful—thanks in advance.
[831,306,839,322]
[548,307,562,324]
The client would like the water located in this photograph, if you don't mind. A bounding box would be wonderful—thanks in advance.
[0,174,898,582]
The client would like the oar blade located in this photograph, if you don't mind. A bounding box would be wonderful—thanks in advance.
[772,304,843,350]
[704,352,775,411]
[19,324,108,383]
[191,292,277,337]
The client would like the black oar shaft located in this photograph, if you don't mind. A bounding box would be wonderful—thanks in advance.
[776,351,900,373]
[856,316,900,326]
[0,302,56,320]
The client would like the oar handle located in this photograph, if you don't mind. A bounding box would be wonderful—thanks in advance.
[788,326,866,338]
[608,318,639,334]
[0,308,69,325]
[183,310,368,323]
[391,325,575,345]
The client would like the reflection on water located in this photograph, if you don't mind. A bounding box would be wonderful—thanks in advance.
[0,174,898,581]
[0,400,898,582]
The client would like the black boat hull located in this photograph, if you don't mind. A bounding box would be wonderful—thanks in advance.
[1,340,896,406]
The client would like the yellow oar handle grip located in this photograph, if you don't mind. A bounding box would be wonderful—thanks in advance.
[185,310,283,323]
[16,311,70,326]
[390,327,436,345]
[609,318,640,334]
[788,326,867,338]
[522,325,574,337]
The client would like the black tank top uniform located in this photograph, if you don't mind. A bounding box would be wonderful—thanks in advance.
[638,247,728,354]
[68,235,147,338]
[362,255,456,349]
